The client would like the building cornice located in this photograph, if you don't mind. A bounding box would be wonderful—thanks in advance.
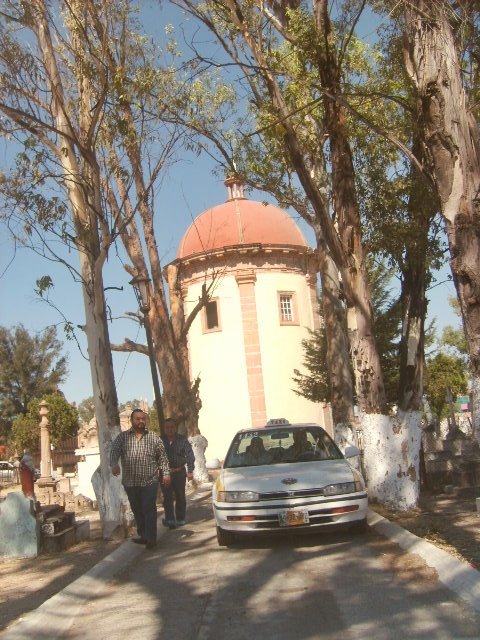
[170,242,314,268]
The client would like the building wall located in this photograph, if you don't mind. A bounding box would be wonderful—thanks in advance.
[182,251,325,462]
[186,273,252,460]
[255,271,324,426]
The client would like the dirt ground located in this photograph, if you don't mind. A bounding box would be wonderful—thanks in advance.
[0,505,124,632]
[0,486,479,633]
[370,491,480,569]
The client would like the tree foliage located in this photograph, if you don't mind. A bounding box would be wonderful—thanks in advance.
[77,396,95,425]
[293,258,401,405]
[439,326,468,363]
[425,354,468,421]
[0,0,125,531]
[437,297,468,364]
[292,326,330,403]
[174,0,391,415]
[10,392,78,452]
[0,324,67,442]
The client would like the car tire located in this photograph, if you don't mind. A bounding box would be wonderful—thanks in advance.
[350,518,368,533]
[216,526,235,547]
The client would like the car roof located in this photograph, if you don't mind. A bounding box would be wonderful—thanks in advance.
[234,421,324,435]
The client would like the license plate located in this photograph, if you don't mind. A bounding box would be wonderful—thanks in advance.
[278,509,309,527]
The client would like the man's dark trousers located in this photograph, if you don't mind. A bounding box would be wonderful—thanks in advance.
[161,469,187,523]
[124,482,158,543]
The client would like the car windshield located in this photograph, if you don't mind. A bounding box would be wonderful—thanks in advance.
[223,427,343,468]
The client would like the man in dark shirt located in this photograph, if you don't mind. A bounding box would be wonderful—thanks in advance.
[110,408,171,549]
[161,417,195,529]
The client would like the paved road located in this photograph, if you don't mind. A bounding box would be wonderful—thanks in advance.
[62,495,479,640]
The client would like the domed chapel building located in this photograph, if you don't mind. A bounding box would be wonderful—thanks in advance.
[173,178,332,461]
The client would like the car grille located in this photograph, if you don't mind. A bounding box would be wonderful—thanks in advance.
[226,506,357,528]
[258,488,326,500]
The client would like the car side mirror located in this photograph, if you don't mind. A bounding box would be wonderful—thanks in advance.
[343,445,360,458]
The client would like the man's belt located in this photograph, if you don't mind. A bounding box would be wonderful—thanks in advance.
[170,466,185,473]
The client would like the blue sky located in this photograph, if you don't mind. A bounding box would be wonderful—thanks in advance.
[0,1,460,408]
[0,152,459,407]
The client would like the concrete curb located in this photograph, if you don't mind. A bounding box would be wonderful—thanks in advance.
[1,489,478,638]
[0,482,214,640]
[368,509,480,614]
[0,541,146,639]
[0,483,211,640]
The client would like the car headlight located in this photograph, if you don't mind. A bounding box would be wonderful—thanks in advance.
[323,478,364,496]
[216,491,259,502]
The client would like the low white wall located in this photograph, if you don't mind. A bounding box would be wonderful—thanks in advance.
[75,447,100,501]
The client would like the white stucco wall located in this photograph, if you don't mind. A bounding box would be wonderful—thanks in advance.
[184,261,324,462]
[186,274,252,461]
[255,272,324,426]
[74,447,100,501]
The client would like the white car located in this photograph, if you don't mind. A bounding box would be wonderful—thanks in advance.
[212,420,368,546]
[0,461,16,483]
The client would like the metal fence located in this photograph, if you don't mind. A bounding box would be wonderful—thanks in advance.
[32,435,79,474]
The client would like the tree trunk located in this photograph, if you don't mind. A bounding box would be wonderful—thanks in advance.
[403,0,480,441]
[361,409,422,509]
[106,145,208,479]
[312,0,427,507]
[105,76,205,442]
[79,253,125,536]
[398,135,434,413]
[314,0,387,416]
[315,232,355,425]
[317,237,359,451]
[163,263,203,437]
[34,0,124,536]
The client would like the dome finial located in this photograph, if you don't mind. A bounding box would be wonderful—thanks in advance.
[224,176,245,201]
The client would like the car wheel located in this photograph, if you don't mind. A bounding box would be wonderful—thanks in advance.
[216,526,235,547]
[350,518,368,533]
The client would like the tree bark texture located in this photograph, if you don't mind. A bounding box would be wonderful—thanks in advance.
[189,0,422,507]
[315,231,355,425]
[313,0,387,415]
[398,136,434,411]
[99,55,203,438]
[215,0,387,415]
[33,0,123,536]
[403,0,480,438]
[361,410,422,510]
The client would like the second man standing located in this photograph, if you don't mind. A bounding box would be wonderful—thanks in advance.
[161,417,195,529]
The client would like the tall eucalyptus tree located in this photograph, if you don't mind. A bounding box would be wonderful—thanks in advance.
[174,0,428,507]
[0,0,124,535]
[400,0,480,440]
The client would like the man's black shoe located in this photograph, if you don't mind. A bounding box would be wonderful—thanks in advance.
[132,537,147,545]
[146,541,157,550]
[162,518,176,529]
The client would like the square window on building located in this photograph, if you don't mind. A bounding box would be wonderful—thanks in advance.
[202,299,221,333]
[278,292,298,325]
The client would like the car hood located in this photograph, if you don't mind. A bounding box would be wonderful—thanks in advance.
[218,459,355,493]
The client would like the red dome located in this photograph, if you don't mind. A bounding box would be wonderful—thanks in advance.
[177,197,307,259]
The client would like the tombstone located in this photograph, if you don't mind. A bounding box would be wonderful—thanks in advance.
[64,491,77,512]
[0,492,40,558]
[75,494,94,512]
[78,415,100,449]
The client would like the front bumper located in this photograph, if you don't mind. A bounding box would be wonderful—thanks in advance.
[213,492,368,533]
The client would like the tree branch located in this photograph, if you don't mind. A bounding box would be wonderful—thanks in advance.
[110,338,148,356]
